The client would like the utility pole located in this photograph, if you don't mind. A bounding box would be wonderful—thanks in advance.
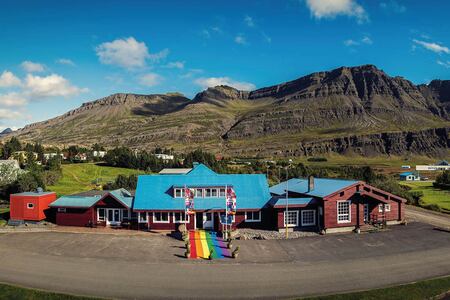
[285,159,292,239]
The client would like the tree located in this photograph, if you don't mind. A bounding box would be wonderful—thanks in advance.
[15,172,46,193]
[3,137,22,159]
[434,170,450,190]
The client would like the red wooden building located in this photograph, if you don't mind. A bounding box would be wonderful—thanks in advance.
[270,176,406,233]
[10,190,57,221]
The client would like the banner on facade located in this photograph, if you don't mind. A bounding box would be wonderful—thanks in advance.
[184,187,195,214]
[226,187,237,215]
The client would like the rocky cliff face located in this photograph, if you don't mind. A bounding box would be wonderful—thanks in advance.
[6,65,450,157]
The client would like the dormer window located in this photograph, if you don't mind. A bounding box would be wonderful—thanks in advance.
[174,188,183,198]
[173,186,231,198]
[195,188,203,198]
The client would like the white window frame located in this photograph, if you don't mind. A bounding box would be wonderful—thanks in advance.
[153,212,170,223]
[219,188,226,197]
[138,212,148,223]
[58,207,66,213]
[245,211,261,222]
[195,188,203,198]
[174,188,183,198]
[205,188,212,197]
[97,208,105,221]
[337,200,351,224]
[211,188,218,197]
[27,203,34,209]
[122,209,130,220]
[173,212,190,223]
[301,209,316,226]
[378,204,391,213]
[219,213,235,222]
[284,210,299,227]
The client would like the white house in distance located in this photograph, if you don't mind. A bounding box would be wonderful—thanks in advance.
[416,160,450,171]
[93,151,107,158]
[399,172,420,181]
[154,153,174,161]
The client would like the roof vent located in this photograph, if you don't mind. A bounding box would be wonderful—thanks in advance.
[307,176,314,192]
[36,187,44,193]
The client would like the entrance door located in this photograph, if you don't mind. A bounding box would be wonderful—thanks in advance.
[107,208,121,225]
[363,203,369,223]
[203,212,214,230]
[195,213,203,229]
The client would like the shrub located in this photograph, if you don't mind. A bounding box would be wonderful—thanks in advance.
[307,157,328,162]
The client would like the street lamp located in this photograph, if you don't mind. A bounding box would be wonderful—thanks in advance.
[285,159,292,239]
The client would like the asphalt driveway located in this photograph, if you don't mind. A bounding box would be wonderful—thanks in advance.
[0,222,449,299]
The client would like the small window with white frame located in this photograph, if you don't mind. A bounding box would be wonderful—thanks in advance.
[153,212,169,223]
[195,188,203,198]
[219,188,226,197]
[173,212,189,223]
[205,188,212,197]
[98,208,105,221]
[219,212,235,222]
[378,204,391,213]
[211,188,218,197]
[245,211,261,222]
[337,200,351,223]
[138,212,148,223]
[301,209,316,226]
[58,207,66,213]
[284,210,299,227]
[174,188,183,198]
[27,203,34,209]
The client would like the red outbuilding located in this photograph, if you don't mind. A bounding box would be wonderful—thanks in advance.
[10,190,57,221]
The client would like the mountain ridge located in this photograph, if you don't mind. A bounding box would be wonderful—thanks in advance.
[4,64,450,157]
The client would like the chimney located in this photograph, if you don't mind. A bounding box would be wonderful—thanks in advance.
[308,175,315,192]
[193,162,199,167]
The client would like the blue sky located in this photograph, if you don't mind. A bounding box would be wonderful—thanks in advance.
[0,0,449,131]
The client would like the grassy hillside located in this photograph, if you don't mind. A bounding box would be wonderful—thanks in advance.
[48,163,145,196]
[400,181,450,212]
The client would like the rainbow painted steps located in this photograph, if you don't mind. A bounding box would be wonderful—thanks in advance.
[189,230,231,259]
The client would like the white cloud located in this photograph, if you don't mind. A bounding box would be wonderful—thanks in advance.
[0,92,27,107]
[244,15,255,27]
[195,77,256,91]
[305,0,368,23]
[148,48,170,62]
[24,74,88,98]
[180,69,203,79]
[361,36,373,44]
[0,71,21,88]
[21,61,45,73]
[413,39,449,54]
[139,73,163,87]
[96,37,151,69]
[344,39,359,47]
[165,61,185,69]
[380,1,406,13]
[0,108,24,120]
[437,60,450,68]
[235,34,247,45]
[56,58,76,66]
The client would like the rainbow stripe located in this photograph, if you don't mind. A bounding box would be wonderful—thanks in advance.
[188,230,230,259]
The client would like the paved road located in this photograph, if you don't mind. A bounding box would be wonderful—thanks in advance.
[0,222,449,299]
[406,205,450,229]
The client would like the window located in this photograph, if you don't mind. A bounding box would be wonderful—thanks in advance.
[138,212,148,223]
[98,208,105,221]
[205,189,212,197]
[219,213,235,222]
[122,209,129,219]
[58,207,66,213]
[27,203,34,209]
[211,189,218,197]
[378,204,391,213]
[245,211,261,222]
[131,211,138,219]
[301,210,316,226]
[173,212,189,223]
[195,188,203,198]
[174,188,183,198]
[219,188,226,197]
[153,212,169,223]
[284,211,298,227]
[337,201,351,223]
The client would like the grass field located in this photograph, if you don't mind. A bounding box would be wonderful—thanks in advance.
[303,276,450,300]
[47,163,145,196]
[400,181,450,212]
[0,276,449,300]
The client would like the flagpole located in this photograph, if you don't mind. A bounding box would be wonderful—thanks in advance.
[225,184,228,240]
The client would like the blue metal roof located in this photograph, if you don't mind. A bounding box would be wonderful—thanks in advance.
[133,164,271,210]
[50,189,132,208]
[400,172,415,176]
[270,178,359,198]
[50,195,101,208]
[273,197,314,207]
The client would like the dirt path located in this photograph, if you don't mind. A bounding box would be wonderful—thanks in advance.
[406,205,450,229]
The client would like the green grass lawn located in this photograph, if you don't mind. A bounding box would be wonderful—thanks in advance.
[400,181,450,212]
[0,283,96,300]
[47,163,145,196]
[303,276,450,300]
